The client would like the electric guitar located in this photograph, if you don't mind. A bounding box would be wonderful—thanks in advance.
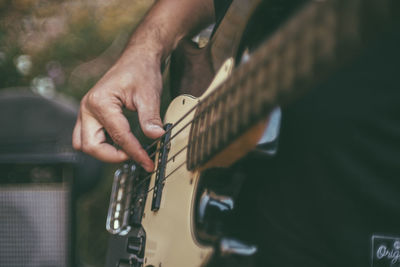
[105,0,398,266]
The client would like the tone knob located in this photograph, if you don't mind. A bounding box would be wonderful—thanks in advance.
[198,190,234,224]
[197,190,234,238]
[220,238,258,256]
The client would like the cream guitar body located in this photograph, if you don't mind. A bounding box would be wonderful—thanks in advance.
[141,59,240,267]
[141,93,211,267]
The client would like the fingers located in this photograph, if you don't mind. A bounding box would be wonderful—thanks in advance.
[76,104,155,171]
[73,55,165,172]
[73,91,162,172]
[98,109,155,171]
[80,112,130,163]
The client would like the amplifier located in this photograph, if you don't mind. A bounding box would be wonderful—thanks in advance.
[0,88,102,267]
[0,163,73,267]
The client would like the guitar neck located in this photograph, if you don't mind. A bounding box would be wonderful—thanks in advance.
[187,0,398,171]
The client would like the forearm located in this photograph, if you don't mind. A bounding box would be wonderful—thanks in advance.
[124,0,215,62]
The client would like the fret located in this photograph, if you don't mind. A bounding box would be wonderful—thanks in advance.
[228,82,241,125]
[187,120,194,169]
[195,111,203,165]
[241,95,249,132]
[221,88,233,144]
[229,85,239,137]
[195,103,208,166]
[188,103,202,169]
[214,87,227,149]
[197,131,206,164]
[251,64,265,116]
[212,91,223,153]
[202,102,211,160]
[241,86,252,129]
[199,97,212,163]
[210,86,230,156]
[221,110,232,145]
[230,107,238,138]
[207,120,217,156]
[206,92,218,156]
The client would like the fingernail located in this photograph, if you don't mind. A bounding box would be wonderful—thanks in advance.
[143,162,154,172]
[147,123,164,132]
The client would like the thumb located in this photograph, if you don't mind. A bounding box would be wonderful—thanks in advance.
[135,95,165,139]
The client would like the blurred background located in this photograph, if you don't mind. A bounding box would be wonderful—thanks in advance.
[0,0,153,99]
[0,1,154,266]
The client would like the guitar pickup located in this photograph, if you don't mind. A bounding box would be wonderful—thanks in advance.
[106,164,136,235]
[151,123,172,211]
[106,163,151,235]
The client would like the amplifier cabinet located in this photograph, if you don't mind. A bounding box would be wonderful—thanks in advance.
[0,164,73,267]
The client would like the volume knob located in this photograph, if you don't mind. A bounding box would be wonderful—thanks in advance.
[197,190,234,238]
[220,238,258,256]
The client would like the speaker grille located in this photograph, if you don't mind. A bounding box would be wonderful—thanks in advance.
[0,185,70,267]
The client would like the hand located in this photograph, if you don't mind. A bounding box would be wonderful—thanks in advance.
[72,48,165,172]
[72,0,215,171]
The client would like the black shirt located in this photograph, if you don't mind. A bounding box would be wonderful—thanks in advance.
[213,1,400,266]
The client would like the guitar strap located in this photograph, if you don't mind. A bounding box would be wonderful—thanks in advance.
[210,0,261,72]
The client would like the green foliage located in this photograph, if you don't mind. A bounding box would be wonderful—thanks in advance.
[0,0,153,99]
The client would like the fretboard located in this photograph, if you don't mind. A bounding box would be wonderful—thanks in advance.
[187,0,397,171]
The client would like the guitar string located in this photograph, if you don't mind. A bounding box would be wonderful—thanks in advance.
[143,160,187,196]
[130,96,251,202]
[120,102,200,187]
[129,87,240,194]
[129,118,194,185]
[116,159,188,216]
[125,78,251,200]
[116,49,256,207]
[131,144,188,196]
[143,98,201,155]
[143,60,244,160]
[116,55,271,223]
[117,106,258,219]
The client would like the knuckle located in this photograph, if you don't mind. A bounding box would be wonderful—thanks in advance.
[85,91,105,110]
[110,130,127,147]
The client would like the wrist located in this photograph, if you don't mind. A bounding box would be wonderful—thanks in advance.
[125,29,176,66]
[125,0,215,63]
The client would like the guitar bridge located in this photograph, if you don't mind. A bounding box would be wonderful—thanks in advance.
[151,123,172,211]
